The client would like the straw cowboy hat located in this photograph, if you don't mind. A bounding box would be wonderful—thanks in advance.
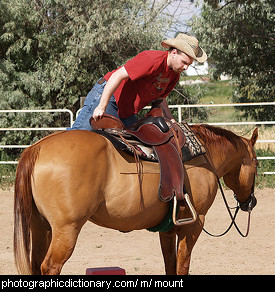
[161,33,207,63]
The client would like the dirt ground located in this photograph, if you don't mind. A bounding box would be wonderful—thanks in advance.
[0,187,274,275]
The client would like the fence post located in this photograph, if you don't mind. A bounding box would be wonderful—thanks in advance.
[80,97,86,109]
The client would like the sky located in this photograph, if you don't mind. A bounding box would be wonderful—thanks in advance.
[163,0,202,37]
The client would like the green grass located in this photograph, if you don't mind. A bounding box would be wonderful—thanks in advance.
[0,164,16,189]
[178,77,239,123]
[200,81,235,104]
[180,76,235,103]
[252,149,274,188]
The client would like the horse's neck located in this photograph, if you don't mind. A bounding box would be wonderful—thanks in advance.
[206,138,244,178]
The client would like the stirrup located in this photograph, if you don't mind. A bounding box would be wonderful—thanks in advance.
[172,194,197,226]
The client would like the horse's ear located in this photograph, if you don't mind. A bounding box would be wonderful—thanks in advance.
[250,127,258,147]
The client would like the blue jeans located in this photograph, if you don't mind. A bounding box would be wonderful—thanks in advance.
[67,80,138,131]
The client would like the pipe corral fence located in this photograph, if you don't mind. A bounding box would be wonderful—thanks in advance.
[1,102,274,174]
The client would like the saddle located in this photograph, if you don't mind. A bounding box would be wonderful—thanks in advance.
[129,117,185,202]
[91,118,184,203]
[90,106,206,208]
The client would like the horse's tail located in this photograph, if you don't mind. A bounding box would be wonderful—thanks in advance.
[14,145,40,275]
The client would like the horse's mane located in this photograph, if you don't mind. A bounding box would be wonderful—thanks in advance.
[190,124,244,150]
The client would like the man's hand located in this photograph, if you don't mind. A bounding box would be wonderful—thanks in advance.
[92,66,129,121]
[92,105,105,121]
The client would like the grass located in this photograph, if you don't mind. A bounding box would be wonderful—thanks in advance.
[0,164,16,190]
[255,148,275,188]
[180,76,234,103]
[178,77,240,125]
[201,82,235,104]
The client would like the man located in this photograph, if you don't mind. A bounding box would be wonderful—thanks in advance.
[69,33,207,131]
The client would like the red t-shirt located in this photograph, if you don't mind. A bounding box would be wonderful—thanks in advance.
[103,50,179,119]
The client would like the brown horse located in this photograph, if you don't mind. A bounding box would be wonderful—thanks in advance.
[14,124,258,275]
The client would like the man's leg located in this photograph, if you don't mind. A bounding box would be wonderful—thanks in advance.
[121,115,138,127]
[68,80,119,131]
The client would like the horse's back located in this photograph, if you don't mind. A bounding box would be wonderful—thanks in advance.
[35,130,109,156]
[33,130,111,186]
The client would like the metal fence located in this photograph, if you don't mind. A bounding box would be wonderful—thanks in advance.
[1,102,274,174]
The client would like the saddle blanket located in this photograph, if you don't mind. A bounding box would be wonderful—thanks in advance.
[94,122,206,164]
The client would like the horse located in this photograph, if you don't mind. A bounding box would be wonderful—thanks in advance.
[13,124,258,275]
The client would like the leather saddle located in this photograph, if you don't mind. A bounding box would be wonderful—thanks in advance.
[90,110,186,203]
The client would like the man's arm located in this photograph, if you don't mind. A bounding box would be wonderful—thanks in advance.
[93,66,129,121]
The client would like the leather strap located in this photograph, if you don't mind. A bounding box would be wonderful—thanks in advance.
[97,78,106,85]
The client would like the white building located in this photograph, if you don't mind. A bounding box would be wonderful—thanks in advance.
[185,61,209,76]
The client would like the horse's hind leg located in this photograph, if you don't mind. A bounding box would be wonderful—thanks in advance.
[40,224,82,275]
[31,204,51,275]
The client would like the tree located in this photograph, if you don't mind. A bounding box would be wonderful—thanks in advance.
[203,0,260,9]
[0,0,177,160]
[0,0,212,164]
[191,0,274,121]
[0,0,174,112]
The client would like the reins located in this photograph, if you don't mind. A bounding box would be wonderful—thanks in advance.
[202,150,252,238]
[203,177,251,237]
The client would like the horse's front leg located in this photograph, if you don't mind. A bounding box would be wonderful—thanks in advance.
[176,215,205,275]
[159,228,177,275]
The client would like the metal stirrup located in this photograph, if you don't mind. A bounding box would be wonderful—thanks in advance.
[172,194,197,226]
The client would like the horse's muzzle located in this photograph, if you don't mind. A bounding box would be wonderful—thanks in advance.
[239,193,257,212]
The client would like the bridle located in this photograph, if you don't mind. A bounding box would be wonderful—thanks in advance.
[203,176,256,237]
[203,149,257,238]
[234,183,256,213]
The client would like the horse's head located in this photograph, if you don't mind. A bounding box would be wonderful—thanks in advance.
[223,128,258,212]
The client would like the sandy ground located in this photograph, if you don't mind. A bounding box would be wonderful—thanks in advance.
[0,187,274,275]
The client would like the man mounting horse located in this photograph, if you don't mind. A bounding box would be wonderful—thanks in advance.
[67,33,207,130]
[13,33,259,275]
[68,33,207,208]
